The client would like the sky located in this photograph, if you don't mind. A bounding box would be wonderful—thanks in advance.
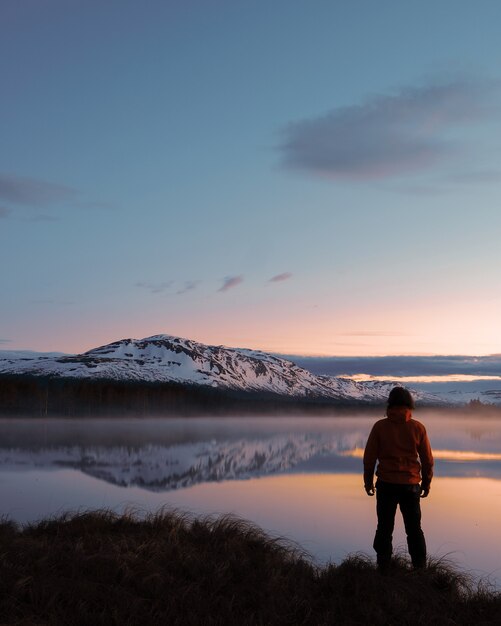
[2,0,501,356]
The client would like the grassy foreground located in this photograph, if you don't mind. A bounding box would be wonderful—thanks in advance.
[0,511,500,625]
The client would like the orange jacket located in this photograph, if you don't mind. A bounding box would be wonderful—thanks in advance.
[363,406,434,489]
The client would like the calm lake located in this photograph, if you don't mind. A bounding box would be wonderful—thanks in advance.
[1,411,501,585]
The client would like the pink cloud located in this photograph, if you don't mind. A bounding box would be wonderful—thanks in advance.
[269,272,292,283]
[136,281,173,294]
[218,275,244,292]
[177,280,200,295]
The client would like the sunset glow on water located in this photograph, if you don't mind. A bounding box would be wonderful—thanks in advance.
[343,447,501,462]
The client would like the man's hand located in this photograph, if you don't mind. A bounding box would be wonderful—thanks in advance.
[420,485,430,498]
[365,483,375,496]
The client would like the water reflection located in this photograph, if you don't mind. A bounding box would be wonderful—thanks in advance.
[2,413,501,490]
[1,413,501,583]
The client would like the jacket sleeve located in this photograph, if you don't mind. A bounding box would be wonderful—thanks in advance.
[363,424,379,488]
[418,426,434,489]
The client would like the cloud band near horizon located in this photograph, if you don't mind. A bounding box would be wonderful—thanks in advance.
[289,355,501,377]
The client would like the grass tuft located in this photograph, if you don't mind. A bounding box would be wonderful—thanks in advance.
[0,510,500,624]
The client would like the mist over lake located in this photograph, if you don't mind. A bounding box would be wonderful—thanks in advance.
[2,411,501,585]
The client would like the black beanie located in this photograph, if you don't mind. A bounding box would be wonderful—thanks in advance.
[387,386,415,409]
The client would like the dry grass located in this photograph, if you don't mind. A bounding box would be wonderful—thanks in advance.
[0,510,500,625]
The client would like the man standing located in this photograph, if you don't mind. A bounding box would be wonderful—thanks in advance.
[363,386,434,570]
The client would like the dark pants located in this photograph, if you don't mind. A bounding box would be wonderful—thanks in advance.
[373,480,426,568]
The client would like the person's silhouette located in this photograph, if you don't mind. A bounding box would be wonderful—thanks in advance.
[363,386,433,570]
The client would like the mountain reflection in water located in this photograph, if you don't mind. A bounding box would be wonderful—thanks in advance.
[2,413,501,490]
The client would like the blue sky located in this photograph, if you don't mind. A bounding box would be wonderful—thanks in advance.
[1,0,501,355]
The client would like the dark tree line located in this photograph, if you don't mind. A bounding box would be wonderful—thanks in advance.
[0,375,237,416]
[0,374,377,417]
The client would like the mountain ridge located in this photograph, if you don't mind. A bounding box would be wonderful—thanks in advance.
[0,333,445,407]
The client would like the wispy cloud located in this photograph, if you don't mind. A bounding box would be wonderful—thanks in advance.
[31,299,74,305]
[340,331,409,337]
[0,172,112,219]
[0,173,76,207]
[136,281,174,294]
[218,275,244,292]
[0,339,11,344]
[279,77,500,180]
[177,280,200,295]
[269,272,292,283]
[136,279,201,295]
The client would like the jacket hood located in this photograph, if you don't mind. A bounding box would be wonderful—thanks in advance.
[386,406,412,423]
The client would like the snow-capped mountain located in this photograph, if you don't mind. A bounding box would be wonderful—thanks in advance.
[0,334,442,405]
